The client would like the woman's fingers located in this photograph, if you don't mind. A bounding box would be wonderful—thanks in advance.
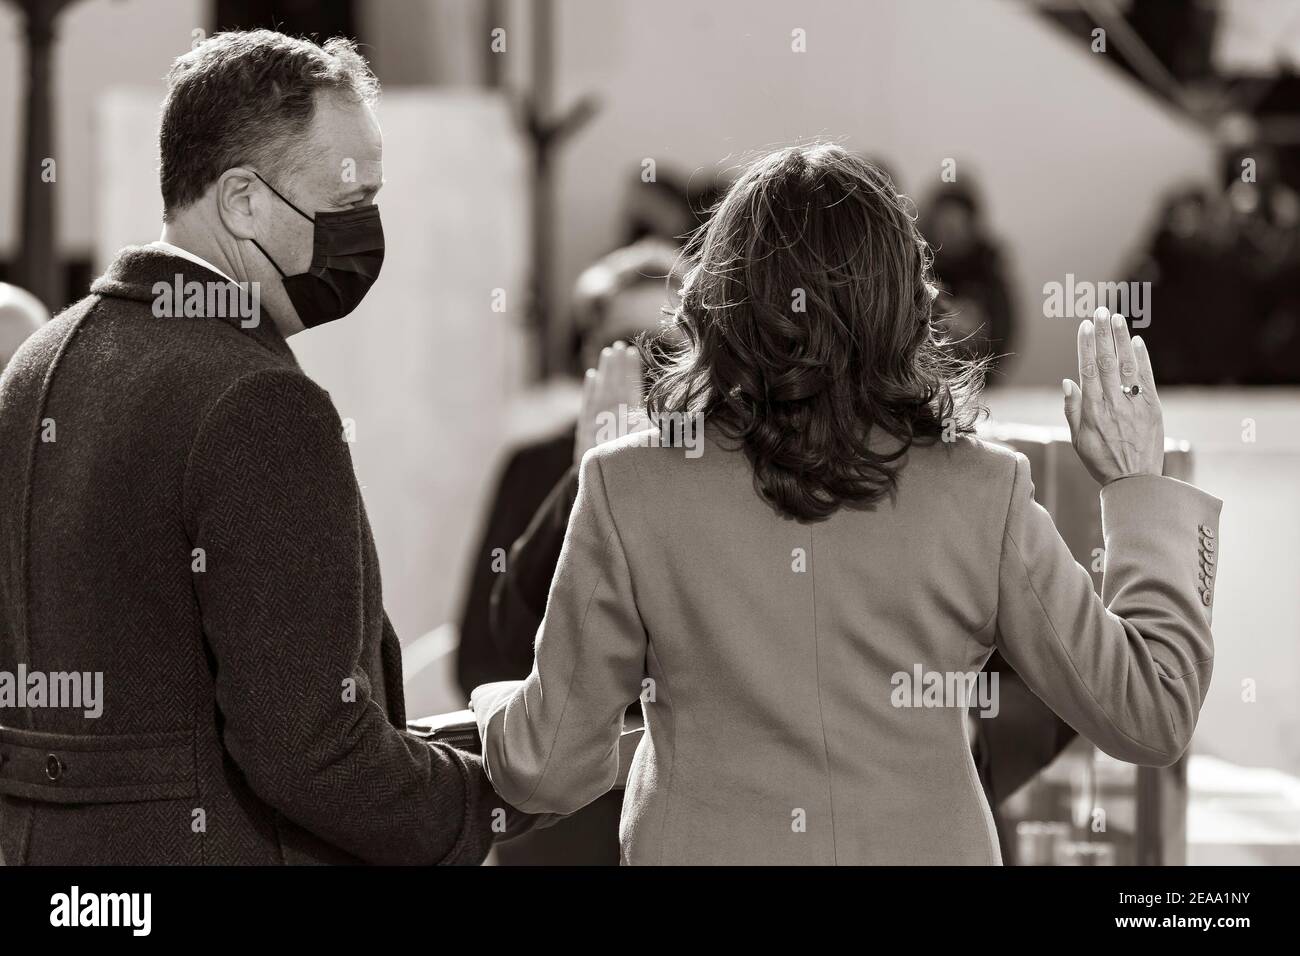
[574,366,599,464]
[622,344,643,404]
[597,344,620,398]
[1133,334,1159,401]
[1077,316,1103,410]
[576,342,644,464]
[613,342,643,429]
[602,341,638,407]
[1110,312,1140,391]
[1068,312,1166,484]
[1062,378,1083,440]
[1092,306,1122,399]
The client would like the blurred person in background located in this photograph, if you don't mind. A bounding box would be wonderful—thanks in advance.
[1122,168,1300,385]
[455,240,684,865]
[456,237,687,698]
[456,168,719,704]
[1234,178,1300,383]
[922,181,1016,378]
[1254,185,1300,383]
[1126,187,1233,384]
[0,284,49,372]
[622,166,724,248]
[470,144,1220,865]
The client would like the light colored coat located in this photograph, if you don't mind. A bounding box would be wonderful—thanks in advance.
[475,429,1221,865]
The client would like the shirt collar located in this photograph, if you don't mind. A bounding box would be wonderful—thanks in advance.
[148,239,239,286]
[91,243,296,365]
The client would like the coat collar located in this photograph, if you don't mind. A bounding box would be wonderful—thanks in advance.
[90,244,296,363]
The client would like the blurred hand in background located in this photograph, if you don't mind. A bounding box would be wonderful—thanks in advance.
[575,340,643,465]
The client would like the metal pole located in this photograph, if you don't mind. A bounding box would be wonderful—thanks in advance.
[13,1,72,310]
[529,0,555,380]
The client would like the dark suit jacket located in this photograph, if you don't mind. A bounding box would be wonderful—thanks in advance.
[0,246,497,865]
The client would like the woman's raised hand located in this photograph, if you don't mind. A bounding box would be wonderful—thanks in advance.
[1062,307,1165,485]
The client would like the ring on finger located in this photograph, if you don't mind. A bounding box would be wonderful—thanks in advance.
[1122,382,1144,398]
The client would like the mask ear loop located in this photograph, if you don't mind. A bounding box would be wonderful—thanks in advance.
[247,169,314,277]
[249,236,289,279]
[251,170,315,222]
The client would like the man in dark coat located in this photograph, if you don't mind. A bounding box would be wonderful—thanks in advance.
[0,30,509,865]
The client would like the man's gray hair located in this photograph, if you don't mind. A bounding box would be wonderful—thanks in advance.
[159,30,379,219]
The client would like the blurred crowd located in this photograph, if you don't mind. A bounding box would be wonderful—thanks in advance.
[1126,173,1300,385]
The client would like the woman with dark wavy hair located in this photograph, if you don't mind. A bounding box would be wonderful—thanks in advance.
[473,143,1221,865]
[645,145,984,520]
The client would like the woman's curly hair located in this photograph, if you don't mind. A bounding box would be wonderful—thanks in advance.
[644,144,987,522]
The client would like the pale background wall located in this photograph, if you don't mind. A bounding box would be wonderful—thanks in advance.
[0,0,206,259]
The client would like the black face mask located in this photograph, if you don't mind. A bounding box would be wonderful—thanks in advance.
[250,171,385,328]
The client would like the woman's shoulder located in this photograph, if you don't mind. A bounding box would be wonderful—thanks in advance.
[885,437,1029,545]
[580,424,752,506]
[903,434,1025,491]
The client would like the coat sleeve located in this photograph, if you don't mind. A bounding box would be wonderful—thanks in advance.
[992,454,1221,767]
[183,368,498,865]
[474,448,647,815]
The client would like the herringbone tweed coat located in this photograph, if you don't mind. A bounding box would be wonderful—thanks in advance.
[0,246,497,865]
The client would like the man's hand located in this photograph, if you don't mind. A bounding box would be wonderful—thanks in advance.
[1062,307,1165,485]
[574,341,643,465]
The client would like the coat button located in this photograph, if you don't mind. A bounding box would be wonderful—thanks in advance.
[1203,552,1216,566]
[45,754,63,781]
[1200,526,1215,539]
[1202,538,1216,553]
[1201,589,1213,607]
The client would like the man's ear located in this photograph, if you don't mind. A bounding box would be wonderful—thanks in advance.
[215,168,261,240]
